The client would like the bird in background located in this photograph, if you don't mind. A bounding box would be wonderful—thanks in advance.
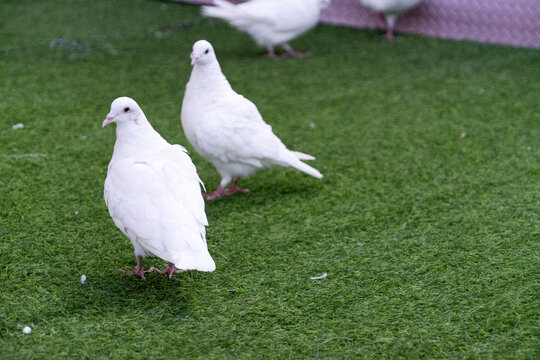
[201,0,331,58]
[103,97,215,278]
[181,40,323,200]
[359,0,422,40]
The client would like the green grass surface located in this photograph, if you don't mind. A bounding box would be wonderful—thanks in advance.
[1,0,539,358]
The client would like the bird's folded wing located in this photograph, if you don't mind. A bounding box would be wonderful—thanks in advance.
[105,153,208,259]
[195,94,287,166]
[161,145,208,229]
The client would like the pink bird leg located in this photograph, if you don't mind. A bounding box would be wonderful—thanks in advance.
[164,263,186,279]
[266,46,279,59]
[119,255,159,279]
[283,43,311,58]
[203,179,249,200]
[385,28,396,40]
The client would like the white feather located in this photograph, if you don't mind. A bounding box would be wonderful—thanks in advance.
[181,41,323,189]
[104,97,215,272]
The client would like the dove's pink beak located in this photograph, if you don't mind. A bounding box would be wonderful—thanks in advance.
[102,114,116,128]
[190,53,197,66]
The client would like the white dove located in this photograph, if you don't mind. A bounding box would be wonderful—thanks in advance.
[201,0,331,58]
[181,40,323,200]
[359,0,422,40]
[103,97,215,278]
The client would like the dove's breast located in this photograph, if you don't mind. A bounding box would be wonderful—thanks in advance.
[181,89,227,157]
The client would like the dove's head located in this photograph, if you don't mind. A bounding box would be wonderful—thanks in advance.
[102,97,142,128]
[190,40,216,66]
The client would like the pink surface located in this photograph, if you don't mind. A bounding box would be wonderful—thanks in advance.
[173,0,540,49]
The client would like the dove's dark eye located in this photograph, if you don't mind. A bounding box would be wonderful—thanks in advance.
[123,107,130,113]
[204,49,209,54]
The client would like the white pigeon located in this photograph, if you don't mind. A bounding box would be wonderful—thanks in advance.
[181,40,323,200]
[359,0,422,40]
[103,97,215,278]
[201,0,331,58]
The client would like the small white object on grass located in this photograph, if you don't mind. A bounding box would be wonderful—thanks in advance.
[309,122,316,129]
[460,132,467,138]
[12,123,24,130]
[22,326,31,334]
[80,274,87,284]
[310,273,327,280]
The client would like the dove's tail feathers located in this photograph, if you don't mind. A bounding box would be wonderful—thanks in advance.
[291,151,315,161]
[173,251,216,272]
[202,0,241,20]
[202,1,262,28]
[288,159,323,179]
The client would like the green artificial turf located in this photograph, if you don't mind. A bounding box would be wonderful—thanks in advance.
[0,0,539,358]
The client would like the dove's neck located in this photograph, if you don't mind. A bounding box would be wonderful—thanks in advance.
[188,62,232,94]
[113,114,167,158]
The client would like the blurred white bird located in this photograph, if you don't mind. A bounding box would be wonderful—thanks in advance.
[103,97,215,278]
[359,0,422,40]
[201,0,331,58]
[181,40,323,200]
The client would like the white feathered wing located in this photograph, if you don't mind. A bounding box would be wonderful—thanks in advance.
[185,90,322,184]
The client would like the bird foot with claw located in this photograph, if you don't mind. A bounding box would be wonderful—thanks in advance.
[384,30,398,41]
[119,266,147,279]
[226,185,249,195]
[145,267,163,274]
[203,184,249,200]
[284,50,311,58]
[202,187,228,200]
[164,263,186,279]
[120,266,164,279]
[266,52,280,60]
